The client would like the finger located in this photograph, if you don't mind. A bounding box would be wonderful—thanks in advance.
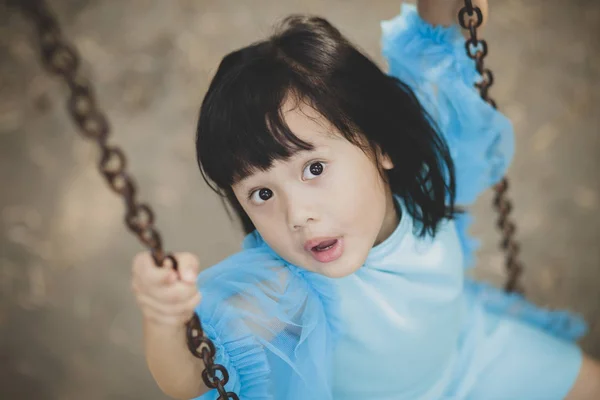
[134,278,198,306]
[137,290,200,317]
[173,252,201,284]
[133,251,178,287]
[183,291,202,314]
[136,293,188,317]
[156,281,200,305]
[146,266,178,287]
[165,269,178,285]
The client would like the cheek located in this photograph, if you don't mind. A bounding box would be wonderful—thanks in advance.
[249,211,279,239]
[338,158,390,236]
[248,209,294,255]
[340,156,387,207]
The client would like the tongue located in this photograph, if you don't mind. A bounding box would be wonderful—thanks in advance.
[314,239,337,251]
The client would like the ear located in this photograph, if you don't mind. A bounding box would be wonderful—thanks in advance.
[378,149,394,170]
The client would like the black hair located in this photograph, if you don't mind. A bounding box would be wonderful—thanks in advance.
[196,15,456,237]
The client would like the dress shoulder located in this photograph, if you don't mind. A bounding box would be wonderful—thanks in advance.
[193,233,340,399]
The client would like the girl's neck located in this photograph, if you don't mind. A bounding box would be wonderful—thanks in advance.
[373,192,401,246]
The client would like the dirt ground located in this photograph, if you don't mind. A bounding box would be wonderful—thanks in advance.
[1,0,599,398]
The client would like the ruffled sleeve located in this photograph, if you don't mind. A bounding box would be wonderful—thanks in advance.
[463,278,588,341]
[192,231,339,400]
[381,3,515,206]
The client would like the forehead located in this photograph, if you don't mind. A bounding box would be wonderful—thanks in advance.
[281,96,338,145]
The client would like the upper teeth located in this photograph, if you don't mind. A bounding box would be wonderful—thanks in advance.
[316,241,335,250]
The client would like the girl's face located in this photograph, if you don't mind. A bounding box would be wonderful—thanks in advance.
[232,97,399,278]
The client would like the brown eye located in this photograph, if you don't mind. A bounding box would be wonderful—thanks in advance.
[258,188,272,200]
[250,188,273,204]
[303,162,325,180]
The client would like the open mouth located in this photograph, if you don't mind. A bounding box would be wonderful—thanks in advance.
[312,239,338,252]
[305,238,343,263]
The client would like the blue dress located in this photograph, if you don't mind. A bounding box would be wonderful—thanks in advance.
[194,5,587,399]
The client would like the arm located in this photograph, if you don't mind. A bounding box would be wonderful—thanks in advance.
[144,320,209,399]
[132,252,210,399]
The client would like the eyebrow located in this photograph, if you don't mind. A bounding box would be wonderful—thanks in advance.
[236,144,331,188]
[289,143,332,162]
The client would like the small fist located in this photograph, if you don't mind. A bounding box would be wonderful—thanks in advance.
[417,0,489,30]
[131,252,202,327]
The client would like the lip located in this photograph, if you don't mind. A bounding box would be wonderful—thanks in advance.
[304,237,340,252]
[304,237,344,263]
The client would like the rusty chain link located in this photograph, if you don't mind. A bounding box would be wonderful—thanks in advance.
[15,0,238,398]
[459,0,524,293]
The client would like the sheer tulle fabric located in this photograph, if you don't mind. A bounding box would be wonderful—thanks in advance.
[193,5,586,399]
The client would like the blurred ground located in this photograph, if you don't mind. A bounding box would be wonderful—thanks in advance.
[1,0,599,399]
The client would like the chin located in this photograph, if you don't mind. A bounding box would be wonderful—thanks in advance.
[313,257,364,279]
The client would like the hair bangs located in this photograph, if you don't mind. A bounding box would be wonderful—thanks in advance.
[196,52,314,191]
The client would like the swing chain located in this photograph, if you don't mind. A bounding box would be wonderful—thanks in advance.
[458,1,524,293]
[15,1,238,398]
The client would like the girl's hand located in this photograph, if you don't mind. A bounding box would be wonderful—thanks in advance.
[417,0,489,30]
[131,252,202,327]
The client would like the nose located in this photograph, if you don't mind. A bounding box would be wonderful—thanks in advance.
[284,192,317,231]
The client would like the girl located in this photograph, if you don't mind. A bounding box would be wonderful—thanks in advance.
[131,1,600,399]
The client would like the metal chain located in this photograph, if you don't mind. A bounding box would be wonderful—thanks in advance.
[458,0,524,293]
[14,0,238,398]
